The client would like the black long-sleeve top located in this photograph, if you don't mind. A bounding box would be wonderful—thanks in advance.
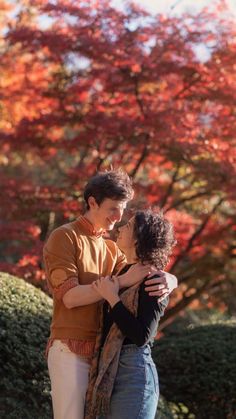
[101,266,169,347]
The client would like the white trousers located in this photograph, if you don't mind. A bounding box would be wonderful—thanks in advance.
[48,340,90,419]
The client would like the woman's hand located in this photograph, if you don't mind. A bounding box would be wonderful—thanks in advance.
[118,263,152,288]
[92,276,120,307]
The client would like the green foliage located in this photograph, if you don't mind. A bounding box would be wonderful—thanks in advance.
[156,395,177,418]
[0,272,53,418]
[163,308,235,338]
[156,395,196,419]
[2,271,236,419]
[152,322,236,419]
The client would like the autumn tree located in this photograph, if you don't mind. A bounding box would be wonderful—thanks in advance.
[0,0,235,321]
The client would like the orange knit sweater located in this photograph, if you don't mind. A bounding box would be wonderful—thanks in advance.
[43,216,126,355]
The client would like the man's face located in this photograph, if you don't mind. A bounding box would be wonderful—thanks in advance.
[90,198,127,231]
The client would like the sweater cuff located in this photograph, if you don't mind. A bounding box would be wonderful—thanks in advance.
[53,277,78,300]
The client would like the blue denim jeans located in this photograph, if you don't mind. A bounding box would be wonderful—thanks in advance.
[98,344,159,419]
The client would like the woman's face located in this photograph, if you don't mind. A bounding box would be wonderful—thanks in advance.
[116,217,135,252]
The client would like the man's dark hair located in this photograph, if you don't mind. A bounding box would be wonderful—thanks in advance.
[133,209,176,269]
[84,169,134,210]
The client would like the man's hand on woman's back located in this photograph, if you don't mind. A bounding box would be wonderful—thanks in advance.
[144,270,178,301]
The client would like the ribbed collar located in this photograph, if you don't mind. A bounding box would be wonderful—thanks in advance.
[77,215,105,238]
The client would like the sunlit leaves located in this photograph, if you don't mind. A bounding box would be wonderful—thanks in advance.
[0,0,235,319]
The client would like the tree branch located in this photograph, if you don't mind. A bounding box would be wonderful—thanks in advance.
[171,197,224,271]
[129,141,149,178]
[159,163,181,208]
[165,190,210,212]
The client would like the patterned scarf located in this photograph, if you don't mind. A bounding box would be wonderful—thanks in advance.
[84,282,140,419]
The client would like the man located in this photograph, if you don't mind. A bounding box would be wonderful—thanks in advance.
[43,169,177,419]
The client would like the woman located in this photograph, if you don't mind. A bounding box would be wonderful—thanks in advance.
[85,209,176,419]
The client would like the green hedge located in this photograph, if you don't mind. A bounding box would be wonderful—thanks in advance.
[0,273,52,419]
[152,322,236,419]
[2,272,235,418]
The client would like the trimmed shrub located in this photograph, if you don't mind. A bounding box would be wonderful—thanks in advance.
[152,322,236,419]
[0,272,53,419]
[156,395,176,418]
[156,396,195,419]
[3,271,235,419]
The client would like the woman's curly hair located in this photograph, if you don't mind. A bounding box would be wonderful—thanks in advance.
[133,209,176,270]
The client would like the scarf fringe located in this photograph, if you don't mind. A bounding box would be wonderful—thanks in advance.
[92,392,111,416]
[85,392,110,418]
[85,283,140,419]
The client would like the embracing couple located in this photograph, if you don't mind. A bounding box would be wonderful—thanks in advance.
[43,169,177,419]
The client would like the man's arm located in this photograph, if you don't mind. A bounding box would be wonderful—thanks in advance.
[62,282,102,308]
[44,228,104,308]
[63,264,152,308]
[117,263,178,301]
[62,268,178,308]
